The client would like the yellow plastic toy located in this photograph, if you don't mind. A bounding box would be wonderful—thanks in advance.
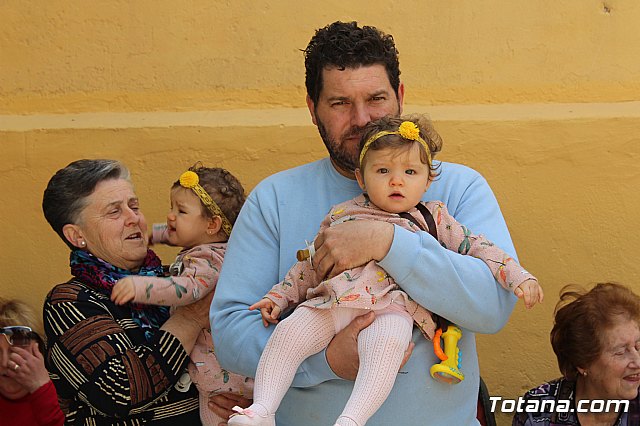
[430,324,465,384]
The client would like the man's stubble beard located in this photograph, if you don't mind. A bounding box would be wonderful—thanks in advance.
[317,118,361,174]
[315,102,401,175]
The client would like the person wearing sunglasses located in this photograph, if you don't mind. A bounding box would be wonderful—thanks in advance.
[42,159,211,425]
[0,298,65,426]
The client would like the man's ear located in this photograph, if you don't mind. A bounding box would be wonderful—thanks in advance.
[397,82,405,115]
[207,216,223,236]
[62,223,85,248]
[355,168,366,191]
[306,95,318,126]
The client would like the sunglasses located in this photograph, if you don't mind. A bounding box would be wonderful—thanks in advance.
[0,326,35,347]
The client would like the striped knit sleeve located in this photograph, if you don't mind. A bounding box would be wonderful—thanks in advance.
[44,281,190,418]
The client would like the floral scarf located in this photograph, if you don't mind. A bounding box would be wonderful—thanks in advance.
[70,249,170,341]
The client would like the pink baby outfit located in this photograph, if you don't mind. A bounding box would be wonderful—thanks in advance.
[266,194,536,340]
[234,194,538,426]
[130,226,253,426]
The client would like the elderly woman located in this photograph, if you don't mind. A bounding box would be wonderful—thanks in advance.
[42,159,208,425]
[0,298,65,426]
[513,282,640,426]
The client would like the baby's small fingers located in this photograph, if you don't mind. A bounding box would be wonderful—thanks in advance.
[259,306,271,316]
[514,287,524,299]
[265,316,279,325]
[270,306,281,320]
[521,286,533,308]
[116,294,132,305]
[259,308,273,327]
[249,298,270,311]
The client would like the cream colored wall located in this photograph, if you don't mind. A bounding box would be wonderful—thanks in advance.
[2,2,640,425]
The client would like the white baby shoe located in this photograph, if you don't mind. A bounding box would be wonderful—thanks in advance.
[227,405,275,426]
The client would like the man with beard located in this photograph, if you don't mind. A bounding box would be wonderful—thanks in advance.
[210,21,518,425]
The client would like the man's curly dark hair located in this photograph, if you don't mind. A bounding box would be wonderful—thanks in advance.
[304,21,401,105]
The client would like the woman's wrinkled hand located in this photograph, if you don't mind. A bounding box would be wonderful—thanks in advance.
[175,291,214,329]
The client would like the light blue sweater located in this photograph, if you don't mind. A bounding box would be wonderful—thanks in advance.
[211,158,517,425]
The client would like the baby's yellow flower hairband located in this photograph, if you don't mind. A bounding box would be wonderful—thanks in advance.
[179,171,233,237]
[359,121,432,165]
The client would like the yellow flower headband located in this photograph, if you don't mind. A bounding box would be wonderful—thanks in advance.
[179,171,232,237]
[359,121,432,165]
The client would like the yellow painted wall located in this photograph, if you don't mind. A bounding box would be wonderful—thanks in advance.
[2,2,640,425]
[3,1,640,113]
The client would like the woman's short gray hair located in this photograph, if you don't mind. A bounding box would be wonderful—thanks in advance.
[42,159,130,249]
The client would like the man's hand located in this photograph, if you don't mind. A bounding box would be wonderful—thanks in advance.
[326,311,414,380]
[208,392,253,425]
[312,221,394,280]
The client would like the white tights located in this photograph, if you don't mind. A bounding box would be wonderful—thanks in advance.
[250,306,413,426]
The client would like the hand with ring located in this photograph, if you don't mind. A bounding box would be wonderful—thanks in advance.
[7,344,51,393]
